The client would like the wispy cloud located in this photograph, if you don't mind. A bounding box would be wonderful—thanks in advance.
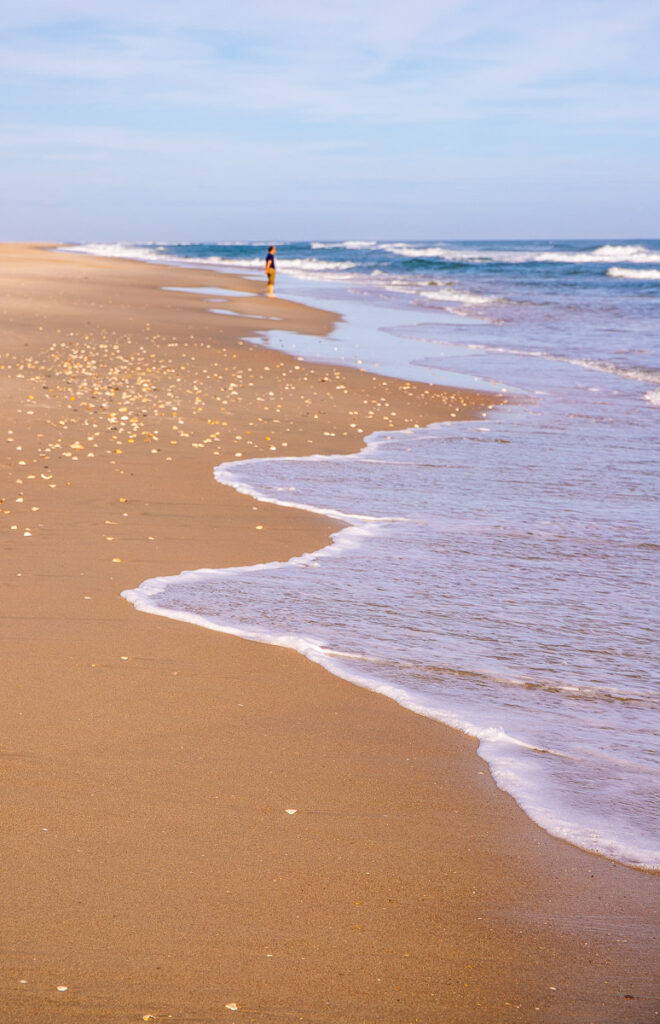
[1,0,658,237]
[3,1,658,118]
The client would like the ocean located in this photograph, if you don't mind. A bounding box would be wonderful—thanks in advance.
[68,240,660,870]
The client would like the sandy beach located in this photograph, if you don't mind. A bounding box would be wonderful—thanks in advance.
[0,243,657,1024]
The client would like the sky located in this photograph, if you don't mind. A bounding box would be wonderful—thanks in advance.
[1,0,659,241]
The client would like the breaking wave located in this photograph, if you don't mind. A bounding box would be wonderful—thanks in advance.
[607,267,660,280]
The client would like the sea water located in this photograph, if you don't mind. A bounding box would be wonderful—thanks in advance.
[68,240,660,869]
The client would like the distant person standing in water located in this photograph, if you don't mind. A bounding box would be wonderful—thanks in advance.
[265,245,276,297]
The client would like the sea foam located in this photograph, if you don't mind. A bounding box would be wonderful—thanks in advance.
[607,266,660,280]
[538,244,660,264]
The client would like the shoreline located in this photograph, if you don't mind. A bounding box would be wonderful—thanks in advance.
[1,243,657,1023]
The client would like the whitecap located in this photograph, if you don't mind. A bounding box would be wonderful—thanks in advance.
[537,244,660,264]
[311,241,377,250]
[607,266,660,280]
[379,243,454,258]
[62,242,165,261]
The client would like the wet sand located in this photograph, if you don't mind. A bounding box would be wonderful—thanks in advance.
[0,243,657,1023]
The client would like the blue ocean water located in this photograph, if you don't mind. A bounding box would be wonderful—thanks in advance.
[69,240,660,869]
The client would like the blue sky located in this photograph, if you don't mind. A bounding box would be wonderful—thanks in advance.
[1,0,658,240]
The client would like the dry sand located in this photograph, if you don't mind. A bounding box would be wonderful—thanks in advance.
[0,243,657,1023]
